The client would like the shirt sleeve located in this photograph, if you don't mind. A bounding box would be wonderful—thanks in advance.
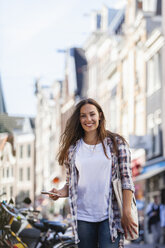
[64,160,70,186]
[118,141,135,193]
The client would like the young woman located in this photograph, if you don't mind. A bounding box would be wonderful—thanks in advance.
[49,98,137,248]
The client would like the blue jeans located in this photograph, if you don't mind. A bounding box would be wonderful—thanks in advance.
[77,219,119,248]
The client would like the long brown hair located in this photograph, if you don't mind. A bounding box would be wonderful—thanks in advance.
[58,98,127,165]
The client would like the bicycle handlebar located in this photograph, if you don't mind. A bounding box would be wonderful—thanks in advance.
[1,203,17,218]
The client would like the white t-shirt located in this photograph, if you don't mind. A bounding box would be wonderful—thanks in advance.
[75,139,112,222]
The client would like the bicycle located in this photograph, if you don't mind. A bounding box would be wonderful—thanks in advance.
[0,201,28,248]
[0,200,77,248]
[27,218,77,248]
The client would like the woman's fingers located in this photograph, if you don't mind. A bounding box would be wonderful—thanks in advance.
[123,227,127,239]
[125,224,138,238]
[49,188,60,201]
[128,226,133,238]
[131,225,138,234]
[50,195,59,200]
[51,188,58,193]
[49,194,59,201]
[122,219,138,238]
[129,221,138,235]
[132,222,138,227]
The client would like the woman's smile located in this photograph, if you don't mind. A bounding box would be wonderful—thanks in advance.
[80,104,100,134]
[85,123,94,127]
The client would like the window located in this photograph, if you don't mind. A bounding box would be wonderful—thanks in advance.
[20,145,23,159]
[143,0,157,12]
[19,168,23,181]
[146,114,154,159]
[147,109,162,159]
[147,51,162,96]
[154,124,162,156]
[135,99,144,135]
[10,186,13,197]
[147,59,154,96]
[136,0,143,10]
[147,110,162,129]
[27,144,31,158]
[147,113,154,129]
[7,168,9,178]
[154,109,161,125]
[27,167,30,181]
[155,52,161,91]
[3,187,6,194]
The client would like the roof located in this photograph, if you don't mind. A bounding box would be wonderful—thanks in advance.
[0,114,35,134]
[108,8,125,35]
[74,48,87,97]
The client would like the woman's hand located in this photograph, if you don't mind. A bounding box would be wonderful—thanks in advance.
[49,184,69,201]
[122,189,138,239]
[121,210,138,239]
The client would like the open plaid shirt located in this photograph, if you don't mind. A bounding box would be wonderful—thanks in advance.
[64,136,135,248]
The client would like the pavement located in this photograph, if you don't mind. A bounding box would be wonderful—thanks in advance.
[125,243,165,248]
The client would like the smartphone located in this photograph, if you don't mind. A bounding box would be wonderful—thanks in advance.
[41,191,60,196]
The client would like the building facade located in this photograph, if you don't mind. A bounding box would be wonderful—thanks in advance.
[35,80,62,198]
[84,0,165,222]
[0,115,35,205]
[0,133,15,201]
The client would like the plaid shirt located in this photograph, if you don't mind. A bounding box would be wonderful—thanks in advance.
[64,136,135,248]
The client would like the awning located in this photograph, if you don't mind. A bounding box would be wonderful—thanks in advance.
[135,160,165,182]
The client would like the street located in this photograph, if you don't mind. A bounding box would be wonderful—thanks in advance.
[125,243,165,248]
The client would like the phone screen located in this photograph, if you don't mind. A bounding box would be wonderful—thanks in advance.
[41,191,60,196]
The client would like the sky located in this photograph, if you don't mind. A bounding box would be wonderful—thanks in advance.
[0,0,126,117]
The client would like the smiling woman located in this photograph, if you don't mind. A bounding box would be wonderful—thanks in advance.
[48,98,137,248]
[79,104,101,137]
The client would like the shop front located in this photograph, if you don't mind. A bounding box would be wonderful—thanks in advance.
[135,159,165,243]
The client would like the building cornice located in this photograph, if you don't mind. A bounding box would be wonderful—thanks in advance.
[144,29,164,60]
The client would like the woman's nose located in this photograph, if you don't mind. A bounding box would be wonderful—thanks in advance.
[86,115,92,121]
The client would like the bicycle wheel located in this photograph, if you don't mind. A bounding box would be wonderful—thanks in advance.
[1,238,13,248]
[4,234,26,248]
[61,245,77,248]
[13,243,27,248]
[54,241,78,248]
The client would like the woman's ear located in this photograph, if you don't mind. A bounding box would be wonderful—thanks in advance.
[99,112,102,120]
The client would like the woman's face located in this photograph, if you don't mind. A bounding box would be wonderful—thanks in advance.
[80,104,101,134]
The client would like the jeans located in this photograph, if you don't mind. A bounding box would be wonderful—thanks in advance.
[151,222,161,246]
[77,219,119,248]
